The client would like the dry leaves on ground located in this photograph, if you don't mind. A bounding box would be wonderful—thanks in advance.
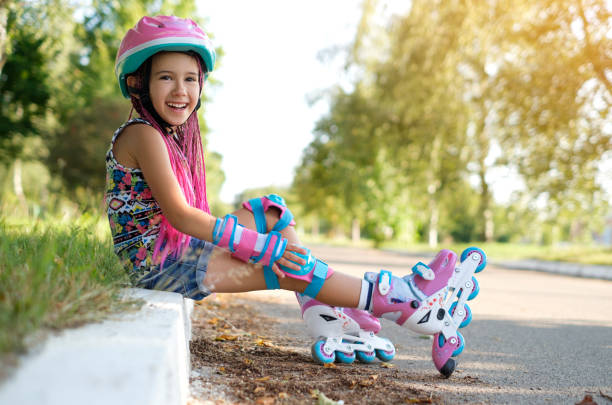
[189,295,442,405]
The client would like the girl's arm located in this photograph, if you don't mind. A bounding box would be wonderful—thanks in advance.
[116,123,304,275]
[122,123,217,240]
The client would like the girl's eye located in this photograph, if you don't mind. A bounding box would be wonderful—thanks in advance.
[186,77,197,82]
[160,75,172,80]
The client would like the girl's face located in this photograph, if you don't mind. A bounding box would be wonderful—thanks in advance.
[148,52,201,129]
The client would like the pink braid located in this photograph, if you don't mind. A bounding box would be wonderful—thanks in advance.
[130,53,210,266]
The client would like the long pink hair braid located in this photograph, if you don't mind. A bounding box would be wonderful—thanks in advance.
[129,51,210,266]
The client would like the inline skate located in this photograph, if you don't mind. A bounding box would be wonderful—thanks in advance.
[365,247,486,377]
[296,293,396,364]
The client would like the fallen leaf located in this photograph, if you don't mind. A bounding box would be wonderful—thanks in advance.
[316,390,344,405]
[359,379,374,387]
[323,363,337,368]
[575,394,598,405]
[254,386,266,394]
[243,358,253,365]
[255,376,270,382]
[255,397,274,405]
[207,317,219,325]
[255,338,275,347]
[381,363,394,368]
[215,334,239,341]
[278,392,289,399]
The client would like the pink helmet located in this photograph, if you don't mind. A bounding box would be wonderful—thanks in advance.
[115,15,216,98]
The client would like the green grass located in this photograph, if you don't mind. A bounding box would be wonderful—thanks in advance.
[0,213,132,358]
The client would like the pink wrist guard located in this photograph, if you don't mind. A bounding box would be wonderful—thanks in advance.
[212,214,287,266]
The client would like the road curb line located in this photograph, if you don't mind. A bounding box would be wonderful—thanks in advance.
[0,288,193,405]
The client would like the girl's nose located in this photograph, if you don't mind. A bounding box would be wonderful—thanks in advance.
[173,80,187,95]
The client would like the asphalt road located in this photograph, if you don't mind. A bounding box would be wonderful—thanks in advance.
[217,244,612,404]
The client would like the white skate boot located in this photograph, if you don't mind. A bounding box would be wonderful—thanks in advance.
[296,293,396,364]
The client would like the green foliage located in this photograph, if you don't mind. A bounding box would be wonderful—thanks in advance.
[47,96,129,191]
[0,3,51,161]
[0,0,227,210]
[493,0,612,220]
[293,0,611,246]
[205,150,229,217]
[0,212,130,356]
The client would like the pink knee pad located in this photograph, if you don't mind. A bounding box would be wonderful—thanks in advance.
[242,194,295,233]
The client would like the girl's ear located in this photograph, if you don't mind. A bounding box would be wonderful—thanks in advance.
[126,76,140,99]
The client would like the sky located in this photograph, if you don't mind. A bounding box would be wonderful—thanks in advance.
[198,1,362,202]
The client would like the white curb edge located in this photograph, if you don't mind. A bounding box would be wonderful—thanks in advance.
[0,288,193,405]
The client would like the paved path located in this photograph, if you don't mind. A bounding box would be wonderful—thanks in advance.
[229,244,612,404]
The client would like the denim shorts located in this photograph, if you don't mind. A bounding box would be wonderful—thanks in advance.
[135,238,215,300]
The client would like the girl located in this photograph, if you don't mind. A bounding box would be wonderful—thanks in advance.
[106,15,486,377]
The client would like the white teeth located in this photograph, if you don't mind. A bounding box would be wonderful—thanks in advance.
[168,103,187,108]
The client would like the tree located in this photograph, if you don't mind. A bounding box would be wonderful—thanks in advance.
[45,0,225,196]
[0,2,52,162]
[492,0,611,242]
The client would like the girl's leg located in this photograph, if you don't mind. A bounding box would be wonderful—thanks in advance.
[202,207,363,308]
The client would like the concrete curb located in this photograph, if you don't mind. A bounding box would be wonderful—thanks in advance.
[491,259,612,281]
[382,248,612,281]
[0,288,193,405]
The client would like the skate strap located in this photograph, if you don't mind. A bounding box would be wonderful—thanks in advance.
[213,214,287,266]
[263,265,281,289]
[262,253,331,297]
[303,259,329,298]
[412,262,435,280]
[251,231,287,266]
[378,270,392,295]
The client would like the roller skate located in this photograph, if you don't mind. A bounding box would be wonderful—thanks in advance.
[296,293,396,364]
[364,247,486,377]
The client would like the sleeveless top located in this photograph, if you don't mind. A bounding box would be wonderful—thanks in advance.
[105,119,163,281]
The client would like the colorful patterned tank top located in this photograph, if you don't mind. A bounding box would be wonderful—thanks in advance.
[105,119,163,281]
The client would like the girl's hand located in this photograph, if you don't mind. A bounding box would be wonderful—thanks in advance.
[271,243,309,279]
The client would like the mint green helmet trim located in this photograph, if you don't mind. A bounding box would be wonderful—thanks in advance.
[116,42,215,98]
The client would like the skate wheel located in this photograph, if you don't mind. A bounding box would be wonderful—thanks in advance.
[375,347,396,362]
[335,350,356,364]
[457,276,479,301]
[437,331,465,357]
[453,332,465,356]
[450,302,472,328]
[311,339,335,364]
[439,357,456,378]
[460,247,487,273]
[356,350,376,363]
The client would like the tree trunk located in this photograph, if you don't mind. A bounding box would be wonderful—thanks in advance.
[351,218,360,243]
[428,197,439,248]
[479,167,494,242]
[311,216,319,237]
[13,159,26,205]
[0,4,9,74]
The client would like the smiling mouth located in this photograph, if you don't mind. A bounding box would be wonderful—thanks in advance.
[167,102,187,109]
